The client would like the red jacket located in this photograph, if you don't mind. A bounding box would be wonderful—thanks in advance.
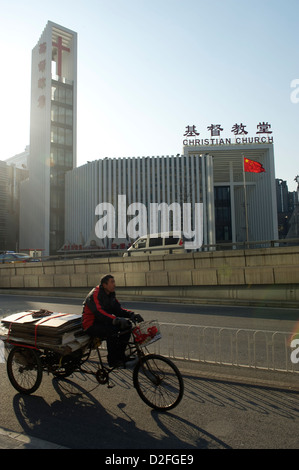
[82,285,133,330]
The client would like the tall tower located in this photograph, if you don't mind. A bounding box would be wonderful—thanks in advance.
[20,21,77,255]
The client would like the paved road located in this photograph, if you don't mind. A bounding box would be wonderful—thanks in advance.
[0,293,298,332]
[1,357,299,449]
[1,294,299,449]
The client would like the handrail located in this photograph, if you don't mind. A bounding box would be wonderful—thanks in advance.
[149,323,299,374]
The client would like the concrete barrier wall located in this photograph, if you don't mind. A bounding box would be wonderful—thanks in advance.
[0,246,299,305]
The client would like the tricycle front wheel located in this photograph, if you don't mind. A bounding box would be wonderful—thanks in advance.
[7,346,43,394]
[133,354,184,411]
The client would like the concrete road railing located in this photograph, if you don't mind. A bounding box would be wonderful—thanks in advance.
[1,246,299,306]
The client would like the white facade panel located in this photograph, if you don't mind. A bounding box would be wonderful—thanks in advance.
[20,21,77,255]
[185,143,278,246]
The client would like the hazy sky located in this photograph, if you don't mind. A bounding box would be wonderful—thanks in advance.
[1,0,298,190]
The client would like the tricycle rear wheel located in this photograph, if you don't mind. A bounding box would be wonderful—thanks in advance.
[7,346,43,394]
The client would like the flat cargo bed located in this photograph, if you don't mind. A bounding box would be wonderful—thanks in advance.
[1,310,90,354]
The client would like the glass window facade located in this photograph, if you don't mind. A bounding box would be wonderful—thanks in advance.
[50,80,74,253]
[214,186,232,243]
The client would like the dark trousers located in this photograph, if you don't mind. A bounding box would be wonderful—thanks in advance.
[86,323,131,365]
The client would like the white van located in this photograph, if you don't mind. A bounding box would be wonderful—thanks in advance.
[124,232,185,257]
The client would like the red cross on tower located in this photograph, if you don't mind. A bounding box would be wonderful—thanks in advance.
[52,36,70,77]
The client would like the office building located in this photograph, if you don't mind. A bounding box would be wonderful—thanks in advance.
[64,142,278,251]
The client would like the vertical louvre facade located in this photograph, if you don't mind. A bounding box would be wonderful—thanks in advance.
[65,154,214,249]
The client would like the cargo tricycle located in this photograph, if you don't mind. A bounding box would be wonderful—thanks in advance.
[2,311,184,412]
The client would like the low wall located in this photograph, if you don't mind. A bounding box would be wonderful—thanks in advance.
[1,246,299,306]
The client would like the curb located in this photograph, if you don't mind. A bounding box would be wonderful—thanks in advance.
[174,359,299,392]
[0,427,67,449]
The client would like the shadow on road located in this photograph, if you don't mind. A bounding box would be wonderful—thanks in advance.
[11,371,230,449]
[10,365,299,449]
[182,374,299,420]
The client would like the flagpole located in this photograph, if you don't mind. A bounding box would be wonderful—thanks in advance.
[242,154,249,247]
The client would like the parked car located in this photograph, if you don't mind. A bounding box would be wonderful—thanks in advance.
[0,252,39,264]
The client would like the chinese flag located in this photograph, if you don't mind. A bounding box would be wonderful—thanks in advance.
[244,157,265,173]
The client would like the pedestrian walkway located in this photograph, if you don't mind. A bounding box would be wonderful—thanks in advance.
[0,427,67,449]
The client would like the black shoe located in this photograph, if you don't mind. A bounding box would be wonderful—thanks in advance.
[108,360,125,369]
[125,353,137,361]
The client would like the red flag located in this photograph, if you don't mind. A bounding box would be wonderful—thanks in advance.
[244,157,265,173]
